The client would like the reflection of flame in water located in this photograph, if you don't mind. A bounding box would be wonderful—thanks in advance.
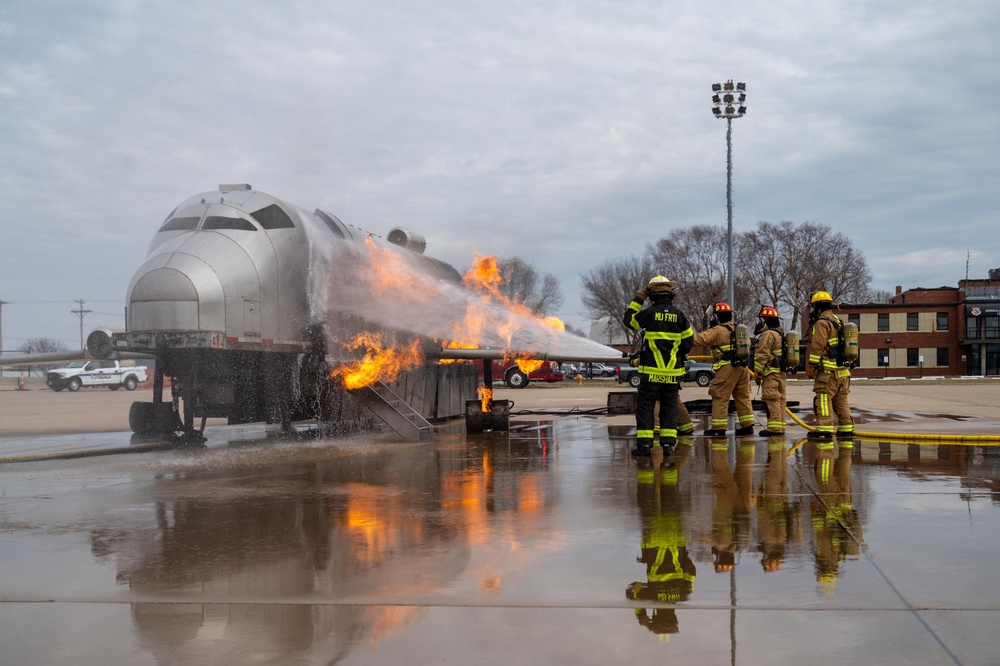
[477,386,493,412]
[330,331,424,389]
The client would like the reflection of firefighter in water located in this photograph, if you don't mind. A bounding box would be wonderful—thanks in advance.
[811,440,862,595]
[709,438,755,572]
[626,438,696,637]
[756,439,791,572]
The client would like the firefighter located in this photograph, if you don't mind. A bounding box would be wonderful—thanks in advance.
[626,440,696,637]
[753,305,787,436]
[624,276,694,456]
[694,302,754,436]
[756,438,790,572]
[806,291,855,439]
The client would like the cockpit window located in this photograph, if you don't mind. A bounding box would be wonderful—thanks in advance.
[159,216,200,232]
[203,216,257,231]
[314,209,346,238]
[250,204,295,230]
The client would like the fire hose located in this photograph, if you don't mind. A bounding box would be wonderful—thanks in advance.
[783,406,1000,444]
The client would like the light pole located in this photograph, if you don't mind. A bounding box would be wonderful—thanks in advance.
[711,80,747,306]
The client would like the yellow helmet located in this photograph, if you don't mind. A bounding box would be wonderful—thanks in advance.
[647,275,676,293]
[810,290,833,304]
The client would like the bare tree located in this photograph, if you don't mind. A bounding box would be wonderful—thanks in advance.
[17,337,68,374]
[646,225,735,330]
[497,257,563,316]
[738,221,874,331]
[581,255,655,352]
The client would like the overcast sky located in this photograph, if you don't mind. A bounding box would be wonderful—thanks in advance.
[1,0,997,350]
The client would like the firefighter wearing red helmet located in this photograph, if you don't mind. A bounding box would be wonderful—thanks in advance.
[624,276,694,456]
[753,305,787,436]
[693,301,754,436]
[806,291,854,439]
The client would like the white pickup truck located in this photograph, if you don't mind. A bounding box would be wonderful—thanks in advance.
[46,360,149,392]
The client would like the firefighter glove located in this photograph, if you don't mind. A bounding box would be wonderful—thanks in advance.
[634,288,648,302]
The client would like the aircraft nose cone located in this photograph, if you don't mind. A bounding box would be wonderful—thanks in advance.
[129,265,224,332]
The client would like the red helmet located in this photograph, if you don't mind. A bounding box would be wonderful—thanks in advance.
[758,305,779,318]
[713,301,732,313]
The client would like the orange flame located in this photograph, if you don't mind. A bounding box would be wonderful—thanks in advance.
[330,331,424,389]
[477,385,493,412]
[515,359,543,374]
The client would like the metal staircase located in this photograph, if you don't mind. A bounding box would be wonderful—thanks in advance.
[348,380,435,441]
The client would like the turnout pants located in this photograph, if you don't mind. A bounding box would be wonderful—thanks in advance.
[812,369,854,436]
[760,373,787,433]
[636,373,680,448]
[708,364,754,431]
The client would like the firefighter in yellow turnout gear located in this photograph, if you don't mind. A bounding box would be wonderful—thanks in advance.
[806,291,855,439]
[624,276,694,456]
[753,305,787,436]
[694,302,754,436]
[626,439,696,637]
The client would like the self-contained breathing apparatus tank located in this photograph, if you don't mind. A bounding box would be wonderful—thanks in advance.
[842,321,859,366]
[733,324,751,365]
[783,330,800,372]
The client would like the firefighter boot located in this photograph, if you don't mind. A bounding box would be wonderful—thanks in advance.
[703,428,727,437]
[734,425,755,436]
[660,438,676,456]
[631,443,653,456]
[807,430,834,440]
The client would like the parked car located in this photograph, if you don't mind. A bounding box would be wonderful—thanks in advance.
[616,359,715,388]
[577,362,615,378]
[684,361,715,387]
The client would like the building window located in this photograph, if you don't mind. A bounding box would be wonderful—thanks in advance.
[967,316,980,339]
[937,347,949,367]
[878,313,889,332]
[907,313,919,331]
[936,312,948,331]
[878,348,889,367]
[986,315,1000,339]
[848,313,860,329]
[907,348,919,367]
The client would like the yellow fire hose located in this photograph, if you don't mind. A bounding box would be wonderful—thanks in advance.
[746,369,1000,444]
[783,406,1000,444]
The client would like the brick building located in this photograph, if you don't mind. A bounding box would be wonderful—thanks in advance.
[809,272,1000,378]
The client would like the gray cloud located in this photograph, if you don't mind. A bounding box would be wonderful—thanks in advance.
[1,0,997,346]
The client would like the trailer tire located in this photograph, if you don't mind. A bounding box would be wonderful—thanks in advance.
[124,375,139,391]
[129,402,155,435]
[505,368,529,389]
[67,377,82,392]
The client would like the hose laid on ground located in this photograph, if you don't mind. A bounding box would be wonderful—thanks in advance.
[784,406,1000,444]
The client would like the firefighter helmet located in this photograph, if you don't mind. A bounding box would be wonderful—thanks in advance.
[810,290,833,304]
[758,305,780,319]
[713,301,732,313]
[647,275,676,293]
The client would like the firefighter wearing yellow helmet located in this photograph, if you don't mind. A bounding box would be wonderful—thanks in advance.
[624,276,694,456]
[753,305,787,436]
[693,301,754,436]
[806,290,855,439]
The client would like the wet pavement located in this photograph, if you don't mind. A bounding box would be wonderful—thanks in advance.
[2,398,1000,664]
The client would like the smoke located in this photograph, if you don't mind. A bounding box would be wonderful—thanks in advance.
[304,216,621,362]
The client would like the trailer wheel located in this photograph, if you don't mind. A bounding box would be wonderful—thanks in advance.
[108,385,120,391]
[129,402,154,434]
[124,375,139,391]
[505,368,529,389]
[67,377,82,392]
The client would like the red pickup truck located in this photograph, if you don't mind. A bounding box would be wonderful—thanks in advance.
[475,359,566,388]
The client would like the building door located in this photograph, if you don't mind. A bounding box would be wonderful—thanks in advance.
[987,344,1000,376]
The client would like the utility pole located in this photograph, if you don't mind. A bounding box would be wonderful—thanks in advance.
[0,299,7,355]
[71,299,91,351]
[710,80,748,306]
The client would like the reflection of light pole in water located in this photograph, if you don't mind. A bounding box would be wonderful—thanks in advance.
[711,80,747,306]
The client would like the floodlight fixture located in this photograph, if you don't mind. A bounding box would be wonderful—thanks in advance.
[712,106,721,115]
[736,82,746,91]
[712,94,721,103]
[712,83,722,92]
